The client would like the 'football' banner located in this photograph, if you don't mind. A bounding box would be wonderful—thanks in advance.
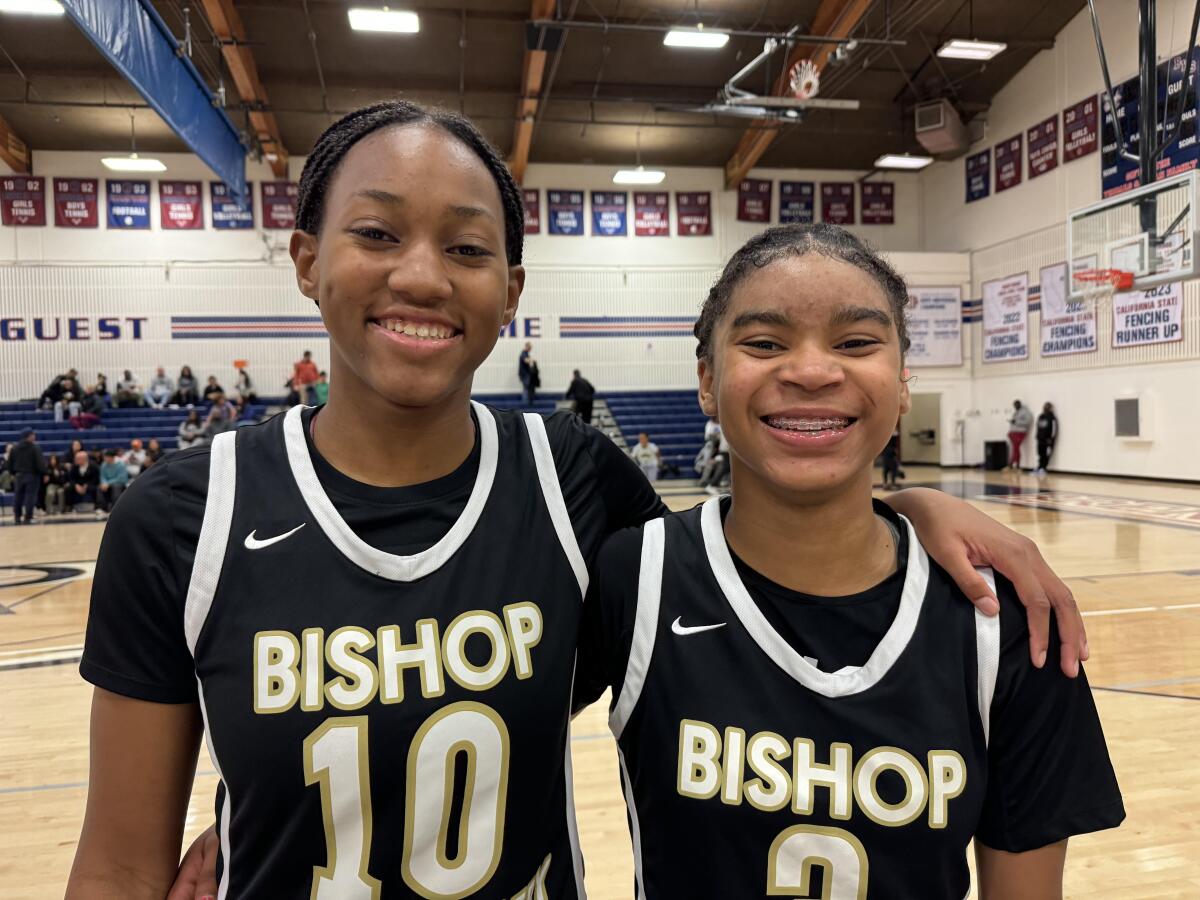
[1112,282,1183,347]
[261,182,298,230]
[522,189,540,235]
[966,149,990,202]
[1063,95,1099,162]
[778,181,814,224]
[860,182,895,224]
[1027,115,1059,178]
[211,182,254,229]
[905,287,962,367]
[676,192,711,235]
[1,176,45,226]
[107,180,151,229]
[547,190,584,236]
[821,182,855,224]
[634,192,669,236]
[159,181,203,230]
[994,134,1023,192]
[53,178,99,228]
[736,178,771,222]
[1039,262,1096,356]
[982,272,1030,362]
[590,191,627,236]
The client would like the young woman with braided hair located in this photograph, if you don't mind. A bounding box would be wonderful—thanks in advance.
[68,101,1086,900]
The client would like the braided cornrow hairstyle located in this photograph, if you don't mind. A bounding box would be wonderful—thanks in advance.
[295,100,525,266]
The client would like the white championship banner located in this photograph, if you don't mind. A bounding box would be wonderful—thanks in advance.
[982,272,1029,362]
[1039,262,1097,356]
[906,286,962,367]
[1112,282,1184,347]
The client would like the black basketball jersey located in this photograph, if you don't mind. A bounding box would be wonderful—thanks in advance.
[185,403,588,899]
[608,498,999,900]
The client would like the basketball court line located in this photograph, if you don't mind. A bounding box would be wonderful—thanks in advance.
[1092,686,1200,703]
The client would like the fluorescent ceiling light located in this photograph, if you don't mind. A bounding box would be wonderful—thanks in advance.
[874,153,933,170]
[348,7,419,33]
[0,0,64,14]
[614,167,666,185]
[664,27,729,49]
[101,154,167,173]
[937,38,1006,61]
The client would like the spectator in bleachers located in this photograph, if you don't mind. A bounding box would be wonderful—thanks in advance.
[144,438,164,468]
[234,367,256,408]
[293,350,320,404]
[74,385,104,429]
[204,393,238,438]
[172,366,199,406]
[177,410,205,449]
[147,367,174,409]
[699,427,730,494]
[284,376,301,407]
[313,371,330,405]
[97,450,129,513]
[518,343,536,405]
[203,375,225,401]
[121,439,147,479]
[115,370,145,408]
[0,443,13,492]
[68,449,99,513]
[39,368,79,410]
[93,373,110,408]
[44,454,68,516]
[54,390,81,423]
[565,370,595,423]
[7,428,46,524]
[630,432,662,484]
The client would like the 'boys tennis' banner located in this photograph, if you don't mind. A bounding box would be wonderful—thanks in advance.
[994,134,1023,192]
[1039,262,1096,356]
[107,180,151,229]
[860,182,895,224]
[676,192,711,235]
[966,149,990,202]
[522,189,540,234]
[548,190,584,235]
[1027,115,1059,178]
[53,178,99,228]
[982,272,1030,362]
[634,192,669,236]
[1,176,45,226]
[160,181,203,230]
[906,287,962,367]
[779,181,814,224]
[821,182,854,224]
[1063,96,1099,162]
[736,178,771,222]
[211,182,254,229]
[1112,282,1183,347]
[590,191,628,236]
[261,182,298,230]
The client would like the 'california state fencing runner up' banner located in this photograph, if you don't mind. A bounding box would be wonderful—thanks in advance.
[821,182,855,224]
[261,182,298,230]
[675,192,711,235]
[548,190,584,235]
[590,191,627,236]
[522,189,540,235]
[1039,262,1096,356]
[905,287,962,367]
[994,134,1023,192]
[53,178,99,228]
[737,178,771,222]
[634,192,669,236]
[211,182,254,229]
[966,149,990,202]
[778,181,814,224]
[1112,282,1184,347]
[107,180,150,229]
[860,182,895,224]
[159,181,203,230]
[1027,115,1059,178]
[982,272,1030,362]
[1,176,45,226]
[1063,95,1099,162]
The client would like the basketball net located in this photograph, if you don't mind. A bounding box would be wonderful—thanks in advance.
[1072,268,1133,313]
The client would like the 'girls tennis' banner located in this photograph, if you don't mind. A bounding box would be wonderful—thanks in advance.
[1063,95,1099,162]
[1112,282,1183,347]
[821,182,854,224]
[53,178,98,228]
[860,182,894,224]
[982,272,1030,362]
[547,190,584,235]
[159,181,203,230]
[1039,262,1096,356]
[107,180,150,229]
[634,192,669,236]
[522,189,540,234]
[905,287,962,367]
[966,149,990,202]
[779,181,814,224]
[590,191,627,236]
[736,178,771,222]
[212,182,254,229]
[994,134,1023,192]
[1027,115,1059,178]
[676,192,711,235]
[261,182,298,229]
[1,176,45,226]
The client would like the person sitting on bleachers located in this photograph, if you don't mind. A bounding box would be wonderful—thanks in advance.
[203,375,225,401]
[204,393,238,438]
[54,390,82,423]
[234,367,256,409]
[177,410,205,449]
[313,371,330,405]
[172,366,199,406]
[73,385,105,429]
[121,439,148,479]
[115,370,145,408]
[68,449,99,513]
[39,368,79,410]
[144,438,164,469]
[44,454,69,516]
[93,373,110,408]
[97,449,129,514]
[146,367,175,409]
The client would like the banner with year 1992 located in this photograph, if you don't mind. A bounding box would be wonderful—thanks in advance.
[905,287,962,367]
[982,272,1030,362]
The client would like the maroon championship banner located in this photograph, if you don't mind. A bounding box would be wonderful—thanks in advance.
[1063,95,1099,162]
[860,182,895,224]
[994,134,1023,192]
[1,176,46,226]
[261,181,298,229]
[159,181,203,229]
[633,192,669,236]
[522,189,540,234]
[1027,115,1059,178]
[821,182,855,224]
[53,178,99,228]
[676,191,711,235]
[736,178,772,222]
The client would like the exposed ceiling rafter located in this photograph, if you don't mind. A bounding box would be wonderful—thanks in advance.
[508,0,557,184]
[0,112,30,173]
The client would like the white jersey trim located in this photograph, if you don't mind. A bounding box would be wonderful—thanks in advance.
[184,430,237,656]
[609,518,665,739]
[700,497,930,698]
[562,668,588,899]
[974,568,1001,747]
[282,402,499,581]
[617,748,647,899]
[523,413,589,598]
[196,680,233,900]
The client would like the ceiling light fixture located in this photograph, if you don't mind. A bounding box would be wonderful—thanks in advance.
[0,0,64,14]
[874,153,933,170]
[663,26,729,49]
[348,7,419,33]
[101,154,167,172]
[936,38,1006,61]
[613,166,666,185]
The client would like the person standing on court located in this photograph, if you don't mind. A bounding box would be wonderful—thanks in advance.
[565,369,595,422]
[518,340,536,405]
[292,350,320,404]
[8,428,46,525]
[1036,402,1058,476]
[1007,399,1033,470]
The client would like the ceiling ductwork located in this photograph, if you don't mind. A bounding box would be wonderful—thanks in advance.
[914,98,968,158]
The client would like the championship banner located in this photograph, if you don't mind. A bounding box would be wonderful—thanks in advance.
[633,192,669,236]
[778,181,814,224]
[820,182,854,224]
[53,178,99,228]
[211,181,254,229]
[159,181,203,230]
[1112,282,1183,347]
[676,192,711,235]
[1039,262,1096,356]
[522,189,540,234]
[547,189,584,236]
[982,272,1030,362]
[966,149,990,202]
[1027,115,1059,178]
[736,178,771,222]
[107,180,151,229]
[1063,95,1099,162]
[994,134,1023,192]
[590,191,627,236]
[0,176,45,226]
[860,182,895,224]
[905,287,962,367]
[261,182,298,230]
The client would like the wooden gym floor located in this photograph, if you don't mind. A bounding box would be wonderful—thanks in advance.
[2,466,1198,898]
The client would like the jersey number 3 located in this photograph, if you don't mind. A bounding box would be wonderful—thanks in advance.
[767,824,869,900]
[303,701,510,900]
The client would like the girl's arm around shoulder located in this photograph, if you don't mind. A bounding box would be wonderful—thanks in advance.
[975,840,1067,900]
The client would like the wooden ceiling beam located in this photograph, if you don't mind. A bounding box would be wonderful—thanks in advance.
[508,0,557,184]
[0,112,30,174]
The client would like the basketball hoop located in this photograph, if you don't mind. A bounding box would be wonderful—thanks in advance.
[789,60,820,100]
[1072,268,1134,309]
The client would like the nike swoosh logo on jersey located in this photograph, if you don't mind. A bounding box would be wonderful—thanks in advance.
[671,617,726,636]
[244,524,306,551]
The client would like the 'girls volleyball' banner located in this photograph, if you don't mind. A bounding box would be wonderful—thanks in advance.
[1112,282,1183,347]
[905,287,962,367]
[779,181,814,224]
[982,272,1030,362]
[1,176,45,226]
[590,191,628,236]
[547,190,584,236]
[211,182,254,229]
[966,149,990,202]
[1063,95,1098,162]
[159,181,203,230]
[821,183,854,224]
[860,182,894,224]
[53,178,99,228]
[1027,115,1059,178]
[559,316,695,338]
[736,178,771,222]
[261,182,298,230]
[676,192,711,235]
[107,180,151,229]
[522,189,540,234]
[1039,262,1096,356]
[633,192,669,236]
[994,134,1023,192]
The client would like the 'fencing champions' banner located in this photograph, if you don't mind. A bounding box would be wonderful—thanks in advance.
[675,192,711,235]
[522,189,540,234]
[736,178,772,222]
[1,176,45,226]
[821,182,855,224]
[1063,95,1099,162]
[860,182,895,224]
[982,272,1030,362]
[547,190,584,235]
[1112,282,1184,347]
[1039,262,1096,356]
[590,191,628,236]
[994,134,1023,192]
[1027,115,1059,178]
[107,180,150,229]
[906,287,962,367]
[634,192,669,236]
[966,149,990,202]
[211,182,254,229]
[159,181,203,230]
[53,178,99,228]
[261,182,298,230]
[779,181,814,224]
